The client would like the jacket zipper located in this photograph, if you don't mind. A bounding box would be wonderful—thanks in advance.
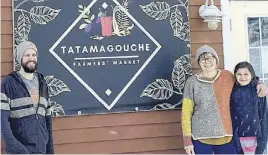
[36,73,42,152]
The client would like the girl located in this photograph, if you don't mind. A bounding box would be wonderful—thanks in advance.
[231,61,268,154]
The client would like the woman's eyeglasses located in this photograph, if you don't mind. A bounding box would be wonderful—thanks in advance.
[199,57,215,64]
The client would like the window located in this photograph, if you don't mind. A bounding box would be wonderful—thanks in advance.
[247,17,268,85]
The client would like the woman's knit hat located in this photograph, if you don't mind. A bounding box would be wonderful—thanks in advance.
[196,45,219,64]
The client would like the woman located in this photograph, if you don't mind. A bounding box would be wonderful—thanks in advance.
[181,45,267,154]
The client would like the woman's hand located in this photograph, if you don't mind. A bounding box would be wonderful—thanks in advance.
[185,146,195,155]
[257,83,268,97]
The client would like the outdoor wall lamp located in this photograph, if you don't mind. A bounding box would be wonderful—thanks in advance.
[199,0,223,30]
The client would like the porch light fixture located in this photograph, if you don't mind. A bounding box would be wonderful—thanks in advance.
[199,0,223,30]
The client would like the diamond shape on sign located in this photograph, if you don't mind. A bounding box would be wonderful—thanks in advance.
[105,89,112,96]
[49,0,161,110]
[102,2,108,9]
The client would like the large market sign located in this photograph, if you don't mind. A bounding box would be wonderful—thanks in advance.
[13,0,191,116]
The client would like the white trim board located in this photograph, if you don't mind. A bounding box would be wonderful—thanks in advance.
[221,0,233,72]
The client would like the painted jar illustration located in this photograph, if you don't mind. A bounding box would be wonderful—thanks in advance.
[100,16,113,37]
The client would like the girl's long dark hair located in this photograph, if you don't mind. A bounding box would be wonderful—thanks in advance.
[234,61,258,85]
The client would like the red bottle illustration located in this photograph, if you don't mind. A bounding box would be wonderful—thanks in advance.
[100,16,113,37]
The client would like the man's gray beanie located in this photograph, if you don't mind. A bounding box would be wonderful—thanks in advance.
[196,45,219,63]
[15,41,38,69]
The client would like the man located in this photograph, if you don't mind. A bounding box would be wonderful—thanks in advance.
[1,41,54,154]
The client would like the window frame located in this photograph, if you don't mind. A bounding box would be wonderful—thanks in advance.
[245,15,268,83]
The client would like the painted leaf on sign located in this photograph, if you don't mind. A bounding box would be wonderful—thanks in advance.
[17,14,31,42]
[170,7,183,37]
[45,76,71,97]
[30,6,61,24]
[140,79,173,100]
[172,64,185,94]
[139,2,170,20]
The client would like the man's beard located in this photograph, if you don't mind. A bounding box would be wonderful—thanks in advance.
[21,61,38,73]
